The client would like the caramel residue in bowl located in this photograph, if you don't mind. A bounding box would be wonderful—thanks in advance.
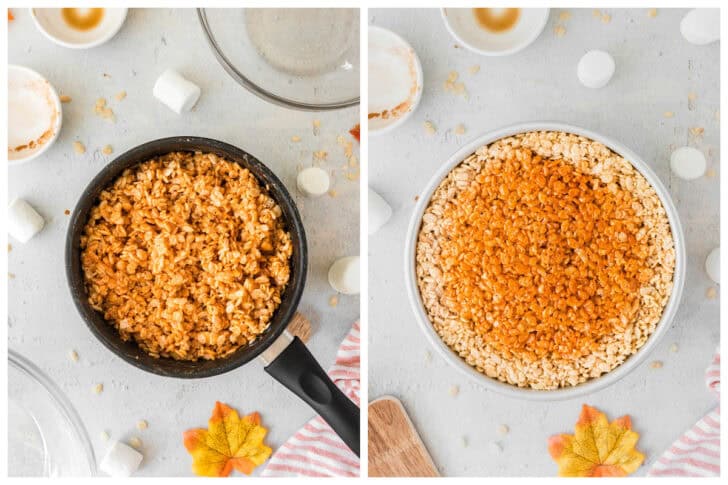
[61,8,105,31]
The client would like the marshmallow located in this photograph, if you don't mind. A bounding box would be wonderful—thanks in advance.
[681,9,720,45]
[99,441,143,477]
[328,256,360,295]
[368,188,392,235]
[670,146,706,180]
[297,167,330,197]
[577,50,615,89]
[8,198,45,243]
[153,69,201,114]
[706,247,719,284]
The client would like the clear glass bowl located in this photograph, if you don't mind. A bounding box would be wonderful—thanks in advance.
[198,8,360,111]
[8,350,96,476]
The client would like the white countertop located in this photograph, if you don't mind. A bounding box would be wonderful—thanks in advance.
[368,8,719,477]
[8,8,359,477]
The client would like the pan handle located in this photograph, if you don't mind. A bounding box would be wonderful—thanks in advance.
[264,336,360,456]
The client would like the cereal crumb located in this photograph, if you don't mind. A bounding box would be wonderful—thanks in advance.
[424,121,436,134]
[313,150,328,160]
[558,11,571,22]
[69,350,79,362]
[291,136,301,142]
[93,383,104,394]
[593,9,602,17]
[115,90,127,101]
[73,141,86,154]
[100,431,110,441]
[414,195,420,202]
[137,420,148,431]
[129,437,143,449]
[689,127,704,138]
[663,111,674,118]
[454,124,466,135]
[706,169,716,178]
[669,343,679,353]
[648,8,658,18]
[60,94,72,103]
[554,25,566,38]
[64,209,71,215]
[706,286,718,299]
[8,244,13,252]
[469,65,480,75]
[312,119,321,136]
[94,98,116,121]
[497,424,510,436]
[601,13,611,24]
[8,273,16,280]
[102,145,113,155]
[650,361,664,369]
[329,295,339,307]
[443,71,467,96]
[328,189,337,198]
[449,385,459,397]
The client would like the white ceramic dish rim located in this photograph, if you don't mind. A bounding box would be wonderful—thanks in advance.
[30,8,128,49]
[368,25,424,136]
[404,121,686,401]
[440,8,550,57]
[8,64,63,166]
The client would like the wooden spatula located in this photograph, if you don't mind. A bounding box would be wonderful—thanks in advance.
[368,395,440,477]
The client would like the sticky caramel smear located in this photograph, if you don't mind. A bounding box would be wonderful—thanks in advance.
[61,8,105,31]
[472,8,520,33]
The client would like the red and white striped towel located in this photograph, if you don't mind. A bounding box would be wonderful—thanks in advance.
[262,322,361,477]
[648,350,720,477]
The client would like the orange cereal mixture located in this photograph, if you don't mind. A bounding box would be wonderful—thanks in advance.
[416,131,675,389]
[81,152,293,361]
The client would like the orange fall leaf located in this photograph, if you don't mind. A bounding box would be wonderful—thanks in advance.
[548,404,645,477]
[183,401,272,477]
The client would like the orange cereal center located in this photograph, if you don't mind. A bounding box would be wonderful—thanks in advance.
[438,149,650,362]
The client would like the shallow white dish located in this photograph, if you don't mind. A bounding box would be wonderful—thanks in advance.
[404,122,686,400]
[31,8,127,49]
[368,25,423,135]
[8,65,63,166]
[441,8,549,56]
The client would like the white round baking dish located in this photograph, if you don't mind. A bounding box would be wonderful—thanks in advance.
[404,122,686,400]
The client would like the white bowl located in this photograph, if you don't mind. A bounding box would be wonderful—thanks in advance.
[441,8,550,56]
[368,25,424,136]
[8,65,63,166]
[31,8,127,49]
[404,122,686,401]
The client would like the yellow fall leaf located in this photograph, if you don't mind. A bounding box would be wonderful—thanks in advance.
[183,401,272,477]
[548,404,644,477]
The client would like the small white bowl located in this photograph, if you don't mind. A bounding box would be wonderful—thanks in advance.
[404,122,686,401]
[368,25,424,136]
[441,8,550,56]
[31,8,127,49]
[8,65,63,166]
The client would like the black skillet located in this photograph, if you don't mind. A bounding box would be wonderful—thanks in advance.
[65,137,359,456]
